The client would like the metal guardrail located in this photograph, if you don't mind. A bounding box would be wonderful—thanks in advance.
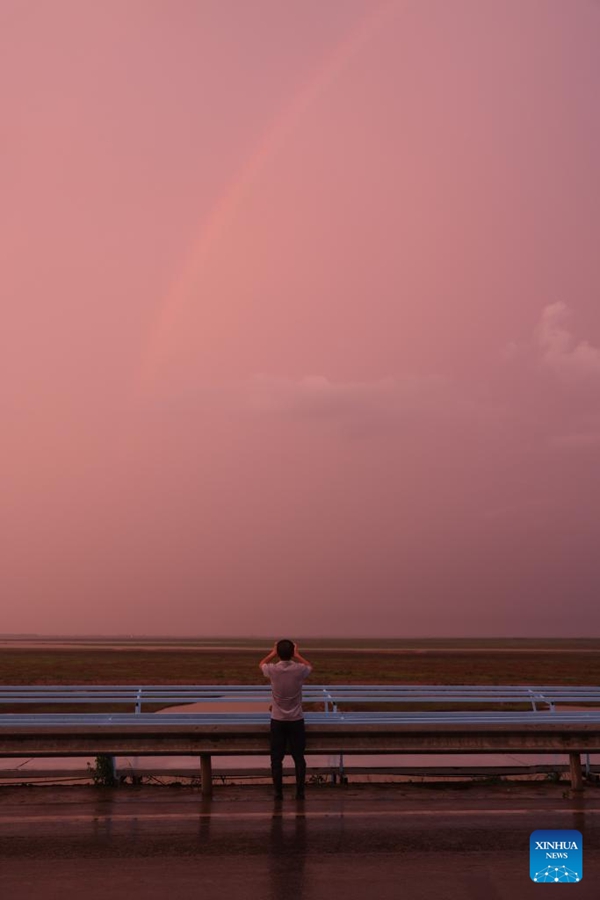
[2,686,600,793]
[3,710,600,726]
[1,684,600,717]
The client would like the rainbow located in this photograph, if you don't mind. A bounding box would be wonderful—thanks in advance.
[136,0,399,394]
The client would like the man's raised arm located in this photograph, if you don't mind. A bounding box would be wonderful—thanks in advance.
[293,643,312,670]
[258,642,278,672]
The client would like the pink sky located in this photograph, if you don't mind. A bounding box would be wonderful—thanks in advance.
[2,0,600,636]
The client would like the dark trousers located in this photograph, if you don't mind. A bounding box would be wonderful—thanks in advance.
[270,718,306,791]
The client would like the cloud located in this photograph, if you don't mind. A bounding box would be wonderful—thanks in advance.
[247,374,436,415]
[534,302,600,378]
[501,340,520,362]
[549,431,600,449]
[246,374,382,416]
[242,374,485,435]
[482,497,558,520]
[500,304,600,451]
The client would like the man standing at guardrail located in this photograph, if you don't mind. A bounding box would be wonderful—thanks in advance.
[259,639,313,801]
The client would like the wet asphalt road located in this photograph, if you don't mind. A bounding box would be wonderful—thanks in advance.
[0,784,599,899]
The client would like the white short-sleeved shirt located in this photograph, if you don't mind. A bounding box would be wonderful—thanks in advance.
[261,660,312,721]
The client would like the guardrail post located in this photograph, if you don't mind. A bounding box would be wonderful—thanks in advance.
[200,753,213,798]
[135,688,142,714]
[569,753,583,791]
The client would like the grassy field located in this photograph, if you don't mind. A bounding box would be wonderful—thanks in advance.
[1,638,599,685]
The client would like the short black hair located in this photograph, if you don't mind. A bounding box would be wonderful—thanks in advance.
[276,639,294,661]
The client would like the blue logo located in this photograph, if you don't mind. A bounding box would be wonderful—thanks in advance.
[530,830,582,883]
